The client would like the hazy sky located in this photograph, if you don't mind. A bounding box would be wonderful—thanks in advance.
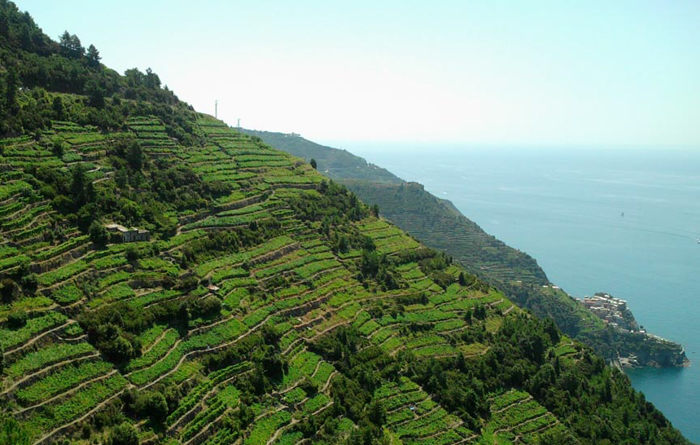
[18,0,700,146]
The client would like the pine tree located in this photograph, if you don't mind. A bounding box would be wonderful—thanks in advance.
[86,44,101,67]
[58,31,84,58]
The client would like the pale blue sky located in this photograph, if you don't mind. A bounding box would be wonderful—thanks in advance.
[18,0,700,146]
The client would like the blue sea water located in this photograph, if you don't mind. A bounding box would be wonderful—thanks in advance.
[339,143,700,442]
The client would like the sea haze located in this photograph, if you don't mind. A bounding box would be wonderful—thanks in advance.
[341,144,700,442]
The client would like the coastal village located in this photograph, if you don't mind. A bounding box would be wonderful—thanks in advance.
[582,293,640,333]
[579,292,688,368]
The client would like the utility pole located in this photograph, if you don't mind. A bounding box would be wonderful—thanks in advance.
[215,100,218,119]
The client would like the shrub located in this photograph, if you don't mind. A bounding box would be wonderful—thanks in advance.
[106,423,138,445]
[52,139,65,157]
[125,246,140,262]
[89,221,109,246]
[20,273,38,293]
[299,377,318,396]
[0,417,30,445]
[136,391,168,423]
[195,295,222,317]
[7,311,28,329]
[0,279,19,304]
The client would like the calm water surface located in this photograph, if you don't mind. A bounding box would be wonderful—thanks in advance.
[339,144,700,442]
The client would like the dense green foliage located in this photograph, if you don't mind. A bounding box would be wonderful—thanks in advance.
[0,3,690,445]
[0,0,198,140]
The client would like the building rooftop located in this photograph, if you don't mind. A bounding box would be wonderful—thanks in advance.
[106,223,129,232]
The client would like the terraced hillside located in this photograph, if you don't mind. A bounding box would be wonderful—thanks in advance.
[245,130,688,367]
[238,131,543,285]
[0,2,691,444]
[0,112,687,445]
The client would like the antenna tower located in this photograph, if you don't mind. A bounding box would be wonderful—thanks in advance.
[215,100,218,118]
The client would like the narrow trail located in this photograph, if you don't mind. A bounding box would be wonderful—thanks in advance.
[512,414,560,440]
[0,200,48,224]
[33,385,134,445]
[392,405,441,429]
[140,329,171,355]
[168,369,253,435]
[275,360,323,397]
[32,242,92,272]
[416,418,466,442]
[123,314,242,381]
[265,399,334,445]
[4,320,76,357]
[1,352,99,396]
[4,211,54,237]
[183,406,234,445]
[125,335,181,378]
[492,411,552,437]
[492,395,533,415]
[140,312,274,391]
[15,370,118,415]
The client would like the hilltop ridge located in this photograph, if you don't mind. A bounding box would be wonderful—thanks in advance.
[0,2,691,444]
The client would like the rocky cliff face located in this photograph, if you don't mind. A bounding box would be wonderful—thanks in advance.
[618,333,689,368]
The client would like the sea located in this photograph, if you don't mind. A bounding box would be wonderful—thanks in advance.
[337,143,700,442]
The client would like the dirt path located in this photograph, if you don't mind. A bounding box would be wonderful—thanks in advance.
[140,312,275,391]
[140,329,171,355]
[128,316,240,382]
[167,369,252,435]
[4,211,54,237]
[33,385,134,445]
[16,370,118,415]
[493,411,551,437]
[512,414,559,441]
[4,320,76,357]
[1,352,99,397]
[0,200,48,224]
[415,418,466,442]
[391,405,441,428]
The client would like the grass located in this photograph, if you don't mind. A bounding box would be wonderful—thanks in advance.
[0,180,32,201]
[15,361,113,405]
[303,393,330,414]
[51,284,84,305]
[0,312,67,349]
[26,373,127,435]
[0,296,53,319]
[7,342,95,378]
[283,387,306,405]
[37,259,90,287]
[125,329,179,372]
[243,410,292,445]
[127,344,184,386]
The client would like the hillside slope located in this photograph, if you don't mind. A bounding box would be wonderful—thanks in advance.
[243,130,687,368]
[0,2,690,444]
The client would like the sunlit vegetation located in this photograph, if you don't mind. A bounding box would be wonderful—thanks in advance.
[0,2,689,444]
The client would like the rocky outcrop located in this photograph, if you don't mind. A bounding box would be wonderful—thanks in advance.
[618,332,689,368]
